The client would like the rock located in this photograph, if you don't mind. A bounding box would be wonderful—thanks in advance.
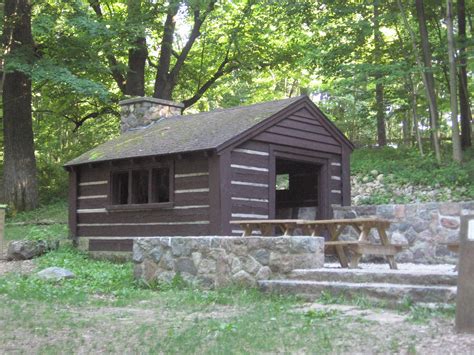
[370,170,379,177]
[7,240,56,261]
[376,174,384,182]
[440,217,460,230]
[175,258,197,275]
[255,266,272,280]
[37,267,75,281]
[251,249,270,265]
[232,270,256,286]
[390,232,408,245]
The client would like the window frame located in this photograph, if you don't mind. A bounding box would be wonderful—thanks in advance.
[107,162,174,211]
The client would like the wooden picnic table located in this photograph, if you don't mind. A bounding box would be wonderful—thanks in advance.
[230,219,309,237]
[230,218,403,270]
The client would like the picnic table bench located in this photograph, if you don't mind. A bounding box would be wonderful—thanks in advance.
[230,218,404,270]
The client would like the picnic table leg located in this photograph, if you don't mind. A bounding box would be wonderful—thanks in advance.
[242,224,253,237]
[377,226,398,270]
[327,225,349,268]
[349,253,362,268]
[283,224,294,237]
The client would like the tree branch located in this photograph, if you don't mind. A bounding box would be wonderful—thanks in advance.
[182,54,238,108]
[169,0,216,85]
[88,0,126,94]
[68,107,120,132]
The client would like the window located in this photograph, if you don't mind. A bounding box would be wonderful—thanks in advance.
[132,170,149,204]
[152,168,170,203]
[110,166,172,207]
[112,171,129,205]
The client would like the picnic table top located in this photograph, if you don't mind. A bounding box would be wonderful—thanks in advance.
[230,218,391,225]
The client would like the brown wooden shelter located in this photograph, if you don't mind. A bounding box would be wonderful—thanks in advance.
[65,95,354,252]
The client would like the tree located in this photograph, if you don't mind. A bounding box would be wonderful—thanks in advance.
[413,0,441,163]
[446,0,462,162]
[457,0,472,149]
[2,0,38,211]
[373,0,386,147]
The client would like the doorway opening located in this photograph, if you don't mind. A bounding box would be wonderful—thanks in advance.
[275,158,321,220]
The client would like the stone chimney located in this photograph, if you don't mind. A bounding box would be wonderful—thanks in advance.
[119,97,184,133]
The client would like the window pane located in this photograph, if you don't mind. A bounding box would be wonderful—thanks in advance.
[276,174,289,190]
[112,172,129,205]
[152,168,170,203]
[132,170,149,204]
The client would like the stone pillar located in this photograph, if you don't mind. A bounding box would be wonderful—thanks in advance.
[455,215,474,333]
[119,97,184,133]
[0,205,6,258]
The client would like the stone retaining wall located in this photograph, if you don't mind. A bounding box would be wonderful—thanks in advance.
[133,236,324,288]
[333,201,474,264]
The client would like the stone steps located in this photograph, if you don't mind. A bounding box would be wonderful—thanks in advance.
[259,265,458,305]
[289,268,458,286]
[258,279,457,305]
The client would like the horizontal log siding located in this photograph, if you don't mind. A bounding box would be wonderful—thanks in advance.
[230,142,270,234]
[76,154,211,238]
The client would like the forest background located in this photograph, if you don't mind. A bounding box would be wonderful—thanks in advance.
[1,0,473,212]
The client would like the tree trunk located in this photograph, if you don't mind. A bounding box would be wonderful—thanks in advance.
[446,0,462,162]
[125,0,147,96]
[414,0,441,163]
[2,0,38,211]
[373,0,386,147]
[153,3,179,100]
[410,78,424,156]
[457,0,472,149]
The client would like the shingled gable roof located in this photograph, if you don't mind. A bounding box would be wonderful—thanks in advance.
[65,95,353,167]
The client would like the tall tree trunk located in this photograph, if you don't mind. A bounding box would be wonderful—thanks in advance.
[373,0,387,147]
[457,0,472,149]
[409,77,424,156]
[446,0,462,162]
[2,0,38,211]
[414,0,441,163]
[125,0,147,96]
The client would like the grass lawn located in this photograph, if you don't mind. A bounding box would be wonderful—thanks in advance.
[4,200,68,242]
[0,246,464,354]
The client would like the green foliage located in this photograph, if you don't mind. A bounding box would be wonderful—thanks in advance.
[352,147,474,200]
[0,247,146,304]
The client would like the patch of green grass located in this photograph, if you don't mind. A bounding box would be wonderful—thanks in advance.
[352,147,474,200]
[0,247,151,304]
[6,200,68,222]
[4,223,68,241]
[406,304,456,324]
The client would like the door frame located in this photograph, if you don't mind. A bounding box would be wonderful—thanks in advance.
[269,145,330,220]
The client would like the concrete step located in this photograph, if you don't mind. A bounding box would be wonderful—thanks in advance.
[258,279,457,305]
[289,268,458,286]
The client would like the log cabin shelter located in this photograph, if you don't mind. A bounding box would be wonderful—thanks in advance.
[64,95,354,253]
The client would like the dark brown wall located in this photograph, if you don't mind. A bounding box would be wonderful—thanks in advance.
[74,153,211,238]
[224,106,348,235]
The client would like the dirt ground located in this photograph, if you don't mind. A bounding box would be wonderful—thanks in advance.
[1,259,474,354]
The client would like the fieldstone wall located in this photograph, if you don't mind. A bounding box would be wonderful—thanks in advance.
[333,201,474,264]
[133,236,324,288]
[119,97,184,133]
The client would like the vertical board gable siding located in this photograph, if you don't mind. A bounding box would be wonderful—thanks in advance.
[75,155,211,238]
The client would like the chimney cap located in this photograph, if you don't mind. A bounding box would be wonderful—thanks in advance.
[119,96,184,109]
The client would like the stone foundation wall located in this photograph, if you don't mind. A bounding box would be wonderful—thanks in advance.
[333,201,474,264]
[133,236,324,288]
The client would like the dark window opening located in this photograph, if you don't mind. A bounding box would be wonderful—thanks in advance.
[111,166,172,206]
[112,172,129,205]
[275,158,320,220]
[131,170,149,204]
[152,168,170,203]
